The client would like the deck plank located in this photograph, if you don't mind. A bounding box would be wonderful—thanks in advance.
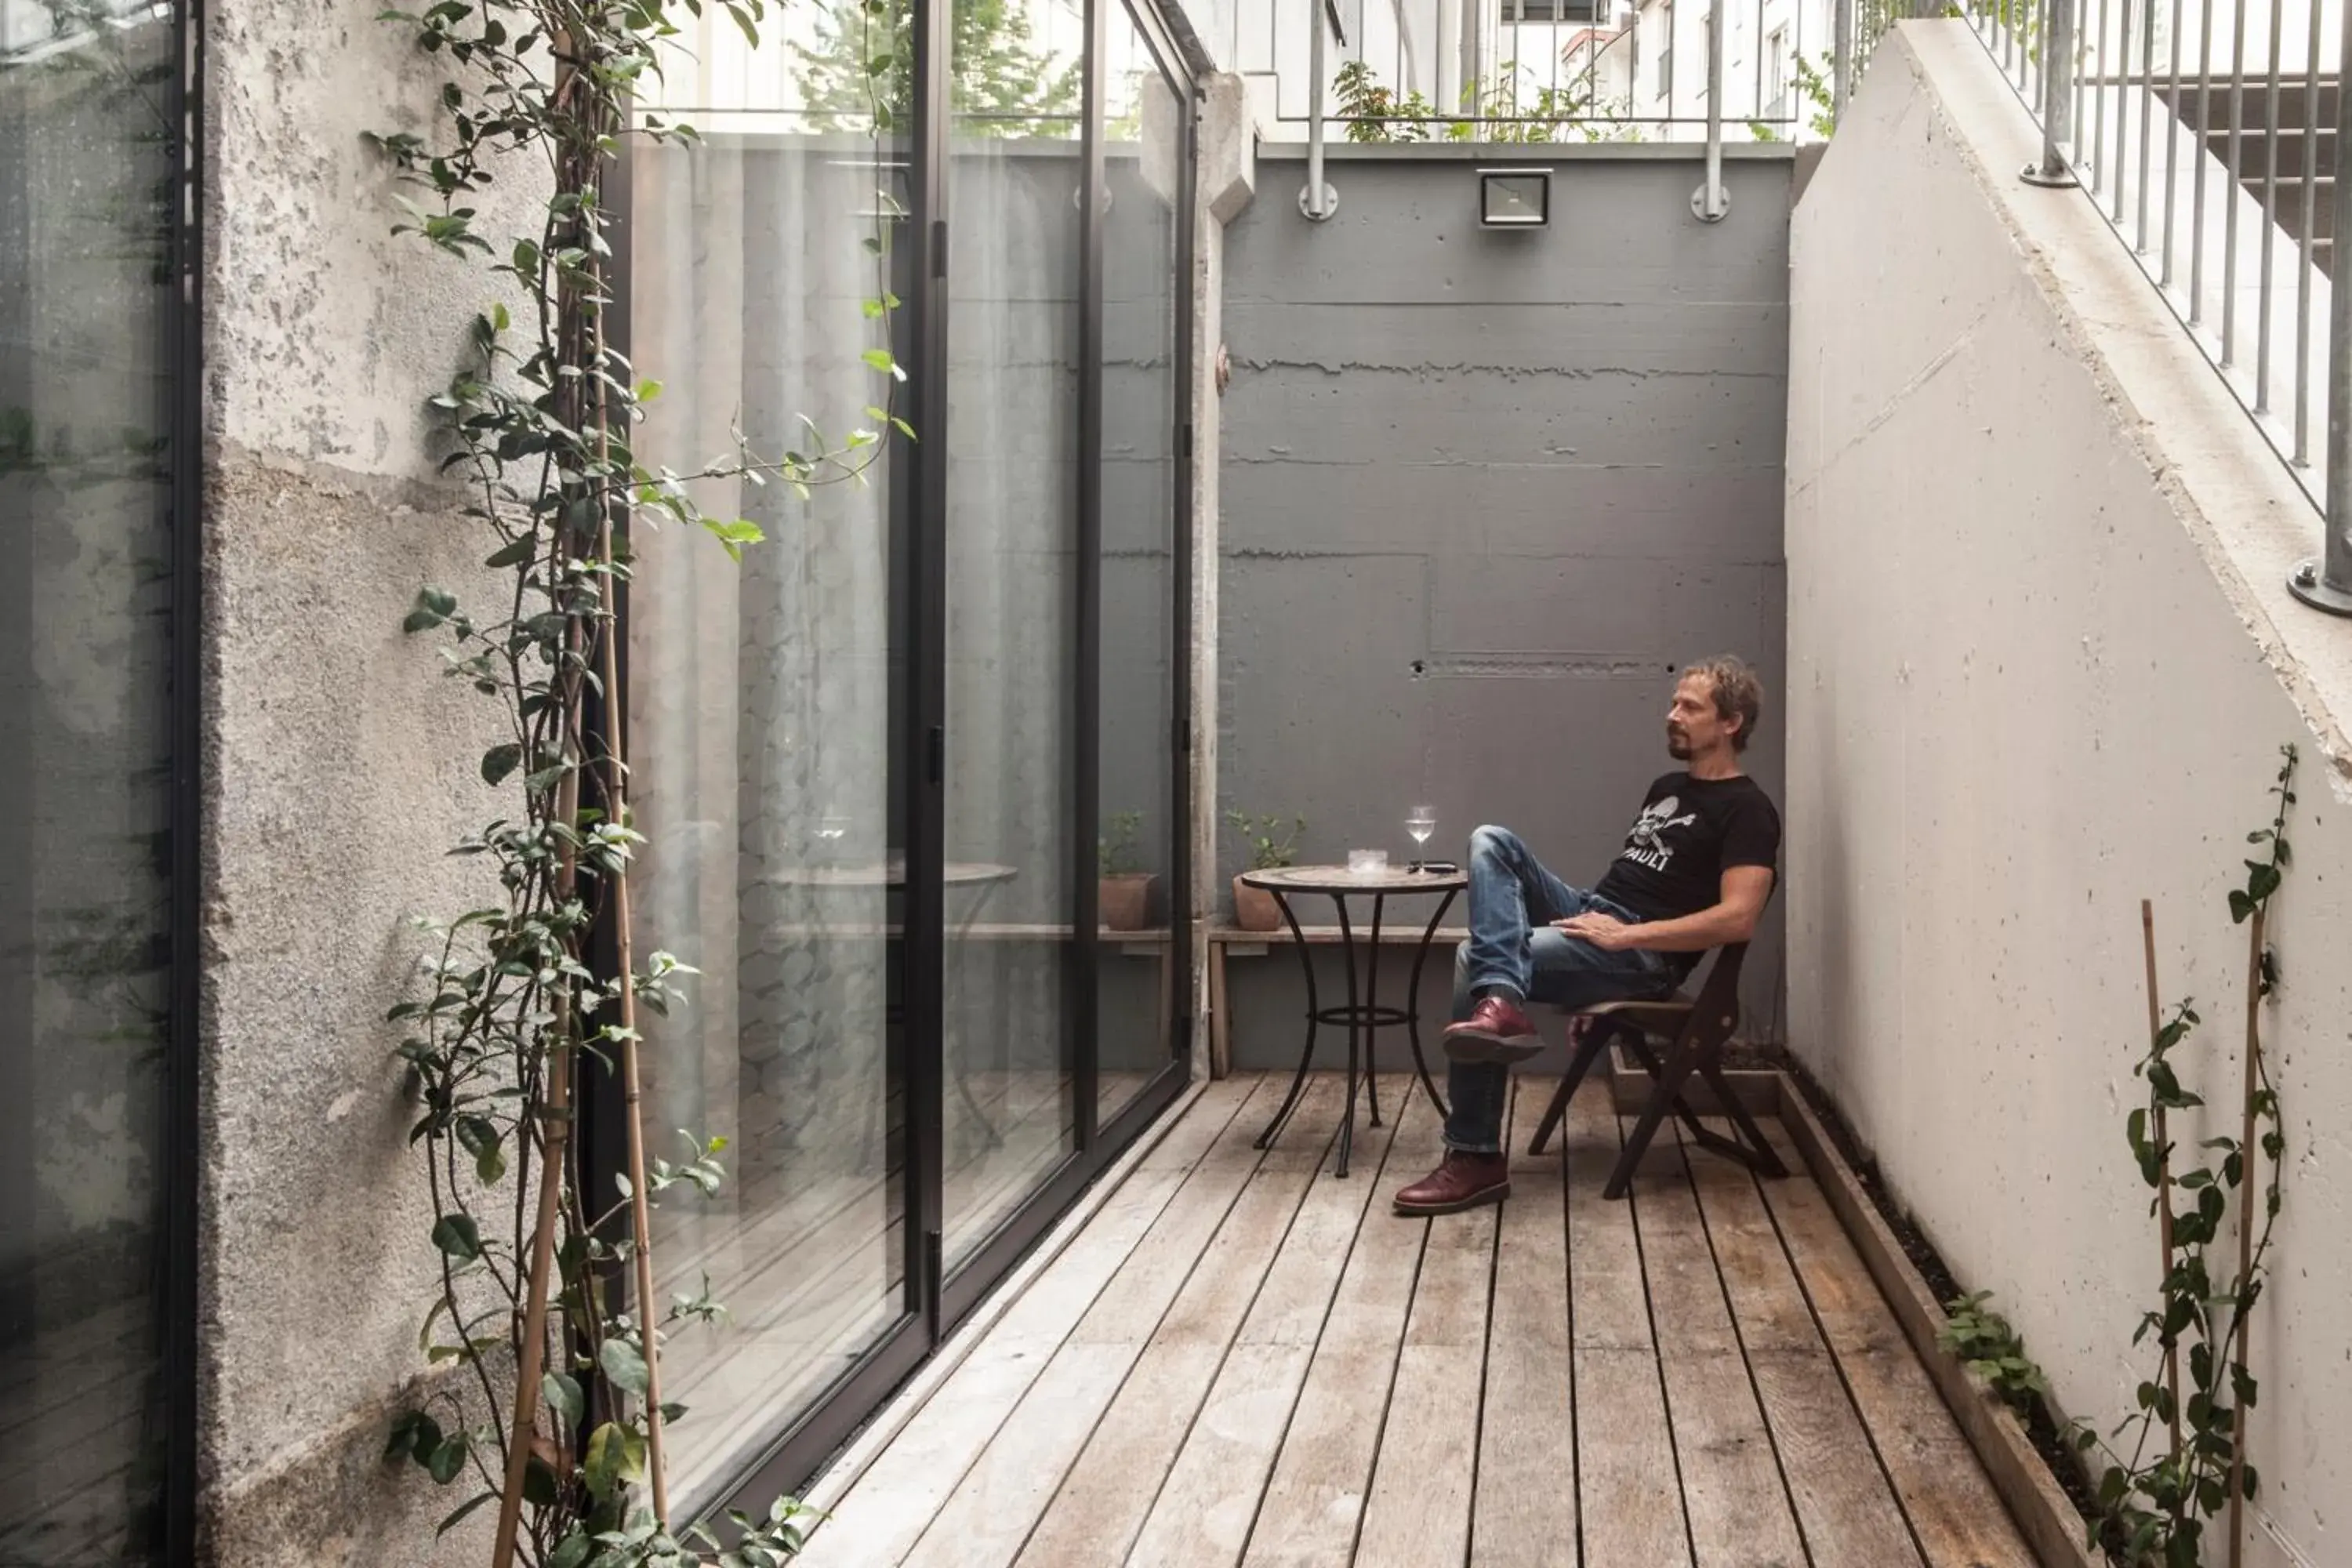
[1681,1128,1926,1568]
[893,1076,1299,1568]
[1463,1078,1576,1568]
[1010,1078,1347,1568]
[806,1076,1262,1568]
[1626,1119,1807,1568]
[805,1076,2045,1568]
[1238,1085,1442,1568]
[1124,1079,1410,1568]
[1352,1099,1496,1568]
[1749,1123,2038,1568]
[1566,1083,1693,1567]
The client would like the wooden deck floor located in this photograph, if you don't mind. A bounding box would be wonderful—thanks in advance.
[802,1073,2037,1568]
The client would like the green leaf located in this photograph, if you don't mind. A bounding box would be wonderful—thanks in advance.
[426,1430,470,1486]
[432,1213,483,1262]
[860,348,907,381]
[522,1452,562,1508]
[601,1336,652,1396]
[387,1409,443,1463]
[544,1370,586,1427]
[480,744,522,787]
[634,377,664,403]
[437,1490,497,1536]
[404,586,459,634]
[582,1421,648,1498]
[548,1532,594,1568]
[484,535,534,568]
[701,517,766,561]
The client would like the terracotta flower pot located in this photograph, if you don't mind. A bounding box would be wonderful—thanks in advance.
[1232,874,1284,933]
[1099,873,1154,932]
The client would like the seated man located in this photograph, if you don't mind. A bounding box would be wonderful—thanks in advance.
[1392,655,1780,1217]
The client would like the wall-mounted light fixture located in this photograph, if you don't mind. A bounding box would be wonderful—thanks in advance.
[1477,167,1551,228]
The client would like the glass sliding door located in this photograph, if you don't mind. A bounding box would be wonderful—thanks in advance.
[626,12,918,1508]
[938,0,1088,1269]
[623,0,1196,1512]
[0,2,189,1558]
[1094,1,1189,1127]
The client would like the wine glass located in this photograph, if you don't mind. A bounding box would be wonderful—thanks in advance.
[1405,805,1436,869]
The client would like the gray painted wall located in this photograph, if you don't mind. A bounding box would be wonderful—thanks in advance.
[1216,147,1792,1073]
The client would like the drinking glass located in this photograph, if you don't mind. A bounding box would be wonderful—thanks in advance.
[1406,805,1436,867]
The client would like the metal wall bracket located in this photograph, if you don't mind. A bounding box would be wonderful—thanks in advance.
[1298,183,1339,220]
[1690,183,1730,223]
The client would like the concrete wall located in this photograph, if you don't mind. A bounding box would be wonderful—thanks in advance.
[1216,144,1793,1070]
[1788,26,2352,1568]
[197,0,535,1560]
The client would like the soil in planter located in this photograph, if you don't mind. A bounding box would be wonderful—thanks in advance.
[1759,1044,2107,1539]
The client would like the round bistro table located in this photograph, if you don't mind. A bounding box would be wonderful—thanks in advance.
[1237,863,1468,1177]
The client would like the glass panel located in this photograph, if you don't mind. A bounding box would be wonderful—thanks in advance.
[941,0,1087,1266]
[0,2,180,1558]
[1095,8,1182,1127]
[626,8,913,1506]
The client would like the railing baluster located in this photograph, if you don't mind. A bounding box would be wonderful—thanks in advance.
[2165,0,2183,282]
[2299,8,2352,614]
[2193,0,2213,325]
[2256,0,2281,411]
[2136,0,2156,250]
[2222,0,2245,364]
[2294,0,2320,464]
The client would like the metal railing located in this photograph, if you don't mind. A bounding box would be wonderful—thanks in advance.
[1255,0,1820,140]
[1841,0,2352,612]
[1291,0,1737,219]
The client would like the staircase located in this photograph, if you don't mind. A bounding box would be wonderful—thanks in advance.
[2159,77,2339,277]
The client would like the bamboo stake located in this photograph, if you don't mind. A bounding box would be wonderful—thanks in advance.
[2227,903,2265,1568]
[2141,900,2183,1472]
[492,760,583,1568]
[595,343,670,1532]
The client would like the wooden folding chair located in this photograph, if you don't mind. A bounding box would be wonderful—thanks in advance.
[1523,942,1786,1200]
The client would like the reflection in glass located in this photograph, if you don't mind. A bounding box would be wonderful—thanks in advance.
[626,5,913,1506]
[942,0,1087,1266]
[1095,6,1184,1127]
[0,3,180,1559]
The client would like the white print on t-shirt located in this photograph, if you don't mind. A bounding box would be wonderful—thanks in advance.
[1619,795,1699,873]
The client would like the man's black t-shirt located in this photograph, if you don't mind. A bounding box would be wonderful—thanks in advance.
[1591,772,1780,931]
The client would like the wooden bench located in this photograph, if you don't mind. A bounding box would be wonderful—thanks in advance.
[1204,924,1468,1078]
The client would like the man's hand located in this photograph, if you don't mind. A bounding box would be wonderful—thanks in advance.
[1553,911,1638,951]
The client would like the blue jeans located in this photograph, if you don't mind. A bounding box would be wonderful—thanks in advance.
[1443,824,1674,1153]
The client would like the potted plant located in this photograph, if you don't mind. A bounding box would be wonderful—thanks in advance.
[1098,811,1154,932]
[1227,811,1305,932]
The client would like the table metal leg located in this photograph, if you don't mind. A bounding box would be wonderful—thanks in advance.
[1362,892,1386,1129]
[1254,888,1321,1152]
[1404,888,1459,1120]
[1332,892,1359,1178]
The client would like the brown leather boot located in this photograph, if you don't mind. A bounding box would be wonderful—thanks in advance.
[1392,1150,1512,1216]
[1442,993,1544,1064]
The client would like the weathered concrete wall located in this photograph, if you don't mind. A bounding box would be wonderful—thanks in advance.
[1217,144,1793,1070]
[197,0,537,1560]
[1788,27,2352,1568]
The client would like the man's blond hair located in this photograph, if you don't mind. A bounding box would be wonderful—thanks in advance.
[1687,655,1763,752]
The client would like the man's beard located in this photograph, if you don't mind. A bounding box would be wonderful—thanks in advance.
[1667,731,1693,759]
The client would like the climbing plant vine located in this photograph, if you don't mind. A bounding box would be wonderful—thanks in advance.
[2078,746,2298,1568]
[368,2,902,1562]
